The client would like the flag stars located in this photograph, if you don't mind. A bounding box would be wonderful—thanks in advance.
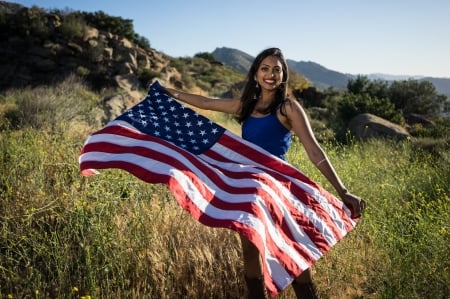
[117,83,226,155]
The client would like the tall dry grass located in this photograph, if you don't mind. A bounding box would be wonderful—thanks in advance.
[1,78,448,298]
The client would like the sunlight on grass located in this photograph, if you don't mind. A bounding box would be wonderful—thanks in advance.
[1,80,448,298]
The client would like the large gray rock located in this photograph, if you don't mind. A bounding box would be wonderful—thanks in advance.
[348,113,410,140]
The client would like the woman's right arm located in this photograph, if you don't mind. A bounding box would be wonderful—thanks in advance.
[165,87,241,114]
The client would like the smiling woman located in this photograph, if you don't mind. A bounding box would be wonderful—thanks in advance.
[163,47,366,298]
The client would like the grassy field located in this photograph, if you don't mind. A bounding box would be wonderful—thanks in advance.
[0,80,449,298]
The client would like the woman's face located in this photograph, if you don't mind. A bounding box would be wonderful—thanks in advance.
[255,55,284,91]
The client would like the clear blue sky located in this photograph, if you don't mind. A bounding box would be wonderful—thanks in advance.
[7,0,450,78]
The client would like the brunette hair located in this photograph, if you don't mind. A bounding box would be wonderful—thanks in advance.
[237,47,289,123]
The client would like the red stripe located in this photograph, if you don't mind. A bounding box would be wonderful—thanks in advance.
[216,132,355,232]
[81,129,314,268]
[206,137,343,247]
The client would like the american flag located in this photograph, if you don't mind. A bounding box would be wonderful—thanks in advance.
[79,81,359,296]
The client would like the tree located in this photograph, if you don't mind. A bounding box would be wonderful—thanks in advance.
[388,79,447,116]
[337,93,403,125]
[347,75,389,99]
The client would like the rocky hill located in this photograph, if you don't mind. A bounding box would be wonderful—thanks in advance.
[0,1,187,92]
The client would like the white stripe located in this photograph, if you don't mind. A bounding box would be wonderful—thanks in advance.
[212,131,356,233]
[202,140,340,246]
[81,132,311,274]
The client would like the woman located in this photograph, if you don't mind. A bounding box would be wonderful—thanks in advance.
[164,47,366,299]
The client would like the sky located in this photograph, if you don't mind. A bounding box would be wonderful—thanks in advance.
[7,0,450,78]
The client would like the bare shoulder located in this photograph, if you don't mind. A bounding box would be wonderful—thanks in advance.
[283,98,307,117]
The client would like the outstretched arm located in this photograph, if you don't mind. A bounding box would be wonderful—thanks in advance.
[284,100,366,218]
[165,86,241,115]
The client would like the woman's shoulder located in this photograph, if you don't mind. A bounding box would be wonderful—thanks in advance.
[279,97,303,114]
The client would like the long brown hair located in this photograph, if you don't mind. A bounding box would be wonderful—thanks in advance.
[237,47,289,123]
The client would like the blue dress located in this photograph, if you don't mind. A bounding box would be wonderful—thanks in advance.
[242,112,291,161]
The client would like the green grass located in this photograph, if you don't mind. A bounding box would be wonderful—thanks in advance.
[0,80,448,298]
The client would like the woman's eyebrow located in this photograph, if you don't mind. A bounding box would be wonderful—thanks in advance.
[260,63,280,68]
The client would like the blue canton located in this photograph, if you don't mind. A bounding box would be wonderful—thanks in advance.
[116,81,226,155]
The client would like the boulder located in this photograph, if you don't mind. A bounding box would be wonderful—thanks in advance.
[404,113,435,127]
[348,113,410,140]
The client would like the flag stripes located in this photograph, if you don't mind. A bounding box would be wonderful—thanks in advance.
[80,119,358,296]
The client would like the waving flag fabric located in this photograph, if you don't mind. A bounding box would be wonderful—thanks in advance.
[79,81,358,296]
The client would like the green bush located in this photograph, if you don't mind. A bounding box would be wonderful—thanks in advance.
[338,93,404,125]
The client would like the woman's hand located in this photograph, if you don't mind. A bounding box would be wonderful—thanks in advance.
[341,191,366,219]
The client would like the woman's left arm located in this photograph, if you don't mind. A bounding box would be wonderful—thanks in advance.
[284,100,366,218]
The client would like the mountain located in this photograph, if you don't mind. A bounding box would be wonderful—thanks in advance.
[212,47,254,74]
[286,60,351,90]
[211,47,450,98]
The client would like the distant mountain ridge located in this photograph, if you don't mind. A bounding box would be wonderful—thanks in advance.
[211,47,450,98]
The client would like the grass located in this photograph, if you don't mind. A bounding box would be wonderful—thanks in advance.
[0,79,449,298]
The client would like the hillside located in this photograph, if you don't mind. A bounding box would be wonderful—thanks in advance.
[0,1,243,96]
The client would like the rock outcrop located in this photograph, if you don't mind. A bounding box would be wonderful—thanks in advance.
[0,2,179,92]
[348,113,410,140]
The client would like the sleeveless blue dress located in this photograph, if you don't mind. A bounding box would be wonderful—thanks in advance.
[242,112,291,161]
